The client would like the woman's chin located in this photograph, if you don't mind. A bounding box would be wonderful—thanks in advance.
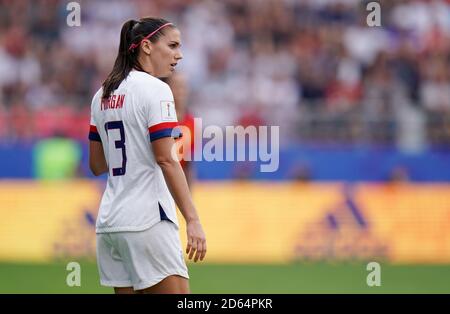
[165,69,175,77]
[157,71,173,79]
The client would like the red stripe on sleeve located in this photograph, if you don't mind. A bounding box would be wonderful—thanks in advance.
[90,125,98,133]
[148,122,178,133]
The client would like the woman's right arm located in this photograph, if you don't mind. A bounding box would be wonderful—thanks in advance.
[89,140,108,176]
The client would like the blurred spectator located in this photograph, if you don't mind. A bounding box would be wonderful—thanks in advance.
[0,0,449,149]
[388,165,411,183]
[289,163,312,182]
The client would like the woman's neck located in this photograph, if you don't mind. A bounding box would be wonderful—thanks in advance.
[137,54,154,76]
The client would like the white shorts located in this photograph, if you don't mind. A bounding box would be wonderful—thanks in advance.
[96,220,189,290]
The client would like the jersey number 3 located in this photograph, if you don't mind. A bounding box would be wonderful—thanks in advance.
[105,121,127,176]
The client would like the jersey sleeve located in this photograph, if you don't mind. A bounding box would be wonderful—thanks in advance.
[88,93,102,142]
[147,83,182,142]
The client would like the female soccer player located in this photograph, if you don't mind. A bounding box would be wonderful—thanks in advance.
[88,17,206,294]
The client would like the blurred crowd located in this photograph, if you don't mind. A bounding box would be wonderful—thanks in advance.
[0,0,449,148]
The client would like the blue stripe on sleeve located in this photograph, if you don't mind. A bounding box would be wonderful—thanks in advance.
[150,128,174,142]
[88,132,101,142]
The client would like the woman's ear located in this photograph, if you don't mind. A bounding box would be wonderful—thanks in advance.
[141,39,152,55]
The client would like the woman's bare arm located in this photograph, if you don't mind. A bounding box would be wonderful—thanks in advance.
[152,136,206,262]
[89,141,108,176]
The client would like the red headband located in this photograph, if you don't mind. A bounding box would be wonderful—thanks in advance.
[128,22,173,52]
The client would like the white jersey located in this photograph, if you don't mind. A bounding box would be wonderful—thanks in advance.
[89,70,180,233]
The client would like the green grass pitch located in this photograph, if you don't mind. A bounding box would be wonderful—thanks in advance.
[1,261,449,293]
